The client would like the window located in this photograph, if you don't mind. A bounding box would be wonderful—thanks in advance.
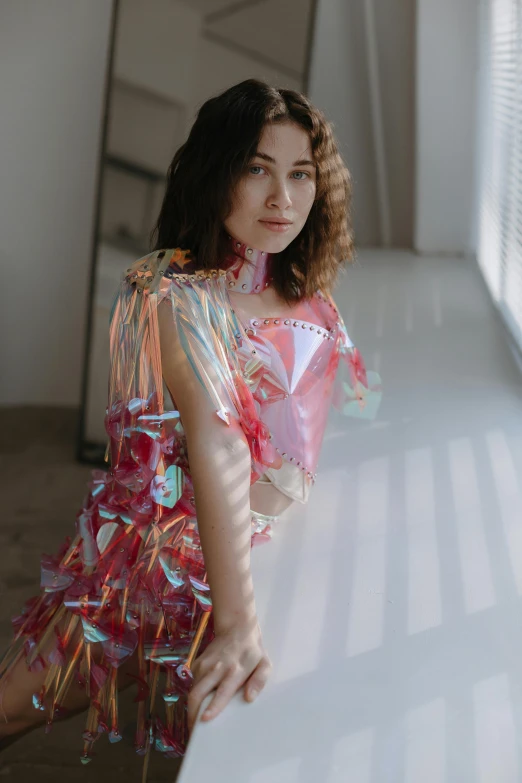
[477,0,522,348]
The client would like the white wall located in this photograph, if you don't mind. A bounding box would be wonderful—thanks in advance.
[415,0,480,255]
[192,37,301,114]
[309,0,415,248]
[310,0,480,254]
[114,0,302,139]
[114,0,200,134]
[309,0,378,247]
[0,0,113,406]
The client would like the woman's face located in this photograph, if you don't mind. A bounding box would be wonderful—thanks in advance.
[224,121,317,254]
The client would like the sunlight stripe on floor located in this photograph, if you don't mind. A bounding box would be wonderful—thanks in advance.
[448,438,496,613]
[486,429,522,594]
[346,457,389,657]
[405,447,442,634]
[273,471,343,683]
[473,673,518,783]
[330,726,373,783]
[405,698,446,783]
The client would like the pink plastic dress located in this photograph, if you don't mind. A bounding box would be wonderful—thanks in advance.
[0,235,382,775]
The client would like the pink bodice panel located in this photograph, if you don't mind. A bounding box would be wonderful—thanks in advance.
[232,292,344,482]
[157,237,355,503]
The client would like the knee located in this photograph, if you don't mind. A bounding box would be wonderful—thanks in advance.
[0,670,46,739]
[0,711,42,743]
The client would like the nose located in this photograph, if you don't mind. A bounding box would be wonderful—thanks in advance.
[267,177,292,211]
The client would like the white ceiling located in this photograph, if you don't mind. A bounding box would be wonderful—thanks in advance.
[177,0,313,77]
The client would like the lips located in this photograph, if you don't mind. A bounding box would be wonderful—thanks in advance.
[259,220,294,233]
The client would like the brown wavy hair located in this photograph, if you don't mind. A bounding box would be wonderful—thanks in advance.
[150,79,354,303]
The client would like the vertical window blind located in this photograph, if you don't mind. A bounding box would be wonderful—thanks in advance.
[477,0,522,349]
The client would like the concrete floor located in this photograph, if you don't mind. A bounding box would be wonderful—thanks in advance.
[2,249,522,781]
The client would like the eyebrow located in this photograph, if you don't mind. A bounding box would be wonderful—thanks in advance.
[253,151,315,168]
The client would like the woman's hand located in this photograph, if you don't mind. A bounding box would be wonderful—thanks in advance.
[187,620,272,732]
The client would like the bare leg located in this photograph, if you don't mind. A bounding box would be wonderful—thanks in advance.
[0,619,139,748]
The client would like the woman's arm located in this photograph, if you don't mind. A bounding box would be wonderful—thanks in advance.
[157,298,272,728]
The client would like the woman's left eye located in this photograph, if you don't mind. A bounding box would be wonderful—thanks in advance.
[249,166,310,180]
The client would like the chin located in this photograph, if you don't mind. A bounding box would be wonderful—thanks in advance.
[253,228,299,255]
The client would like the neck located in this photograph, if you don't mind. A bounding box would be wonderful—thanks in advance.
[224,235,274,294]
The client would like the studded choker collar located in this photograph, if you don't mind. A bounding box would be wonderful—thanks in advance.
[224,235,274,294]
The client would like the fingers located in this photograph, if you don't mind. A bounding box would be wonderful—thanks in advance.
[187,645,273,732]
[243,655,272,702]
[187,661,224,731]
[199,664,244,723]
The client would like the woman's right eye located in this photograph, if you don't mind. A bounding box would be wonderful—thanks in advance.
[249,165,265,175]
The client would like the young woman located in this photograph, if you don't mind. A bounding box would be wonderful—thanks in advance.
[0,79,381,776]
